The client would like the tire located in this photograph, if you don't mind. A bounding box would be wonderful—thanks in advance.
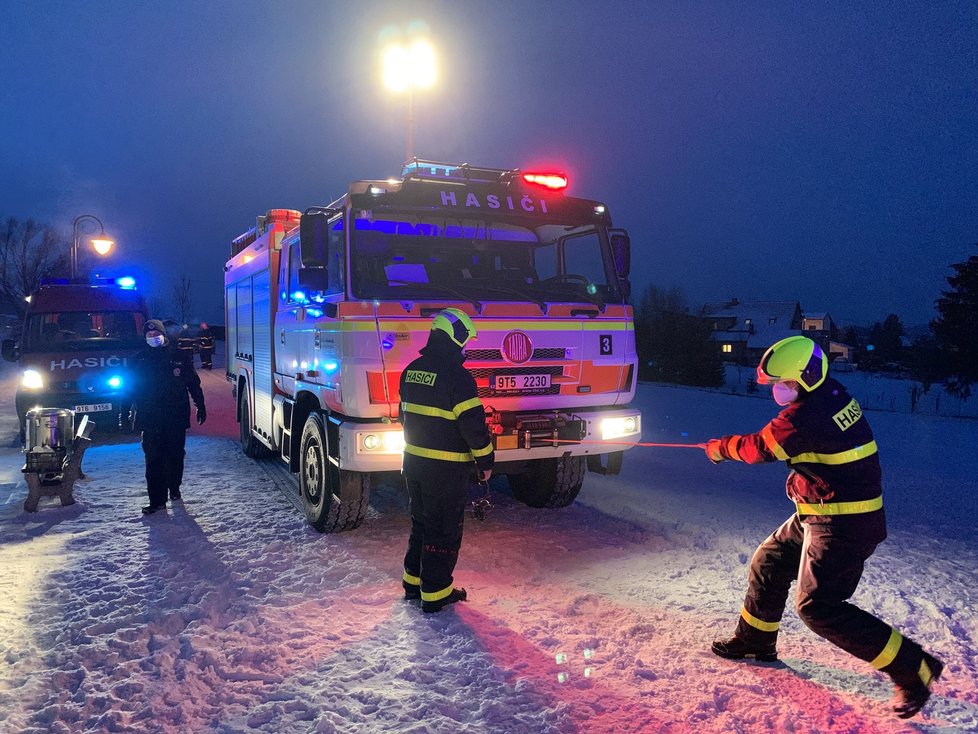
[238,388,264,458]
[508,455,586,508]
[298,412,370,532]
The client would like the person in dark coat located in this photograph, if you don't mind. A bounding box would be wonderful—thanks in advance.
[131,319,206,514]
[705,336,942,719]
[399,308,494,613]
[197,322,215,370]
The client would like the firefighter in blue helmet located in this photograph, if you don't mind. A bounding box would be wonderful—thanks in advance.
[705,336,943,719]
[399,308,494,613]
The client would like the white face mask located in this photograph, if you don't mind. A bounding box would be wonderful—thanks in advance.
[146,334,166,348]
[772,382,800,406]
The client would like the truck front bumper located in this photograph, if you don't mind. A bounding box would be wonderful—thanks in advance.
[336,406,641,473]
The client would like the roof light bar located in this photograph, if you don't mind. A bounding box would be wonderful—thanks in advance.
[522,172,568,191]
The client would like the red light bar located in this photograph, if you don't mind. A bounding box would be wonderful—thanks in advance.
[522,172,568,190]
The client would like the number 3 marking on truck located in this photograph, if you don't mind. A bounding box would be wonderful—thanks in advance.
[600,334,613,355]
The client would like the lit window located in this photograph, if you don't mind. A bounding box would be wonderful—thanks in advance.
[722,344,732,353]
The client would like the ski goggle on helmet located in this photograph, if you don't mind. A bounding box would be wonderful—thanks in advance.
[431,308,477,348]
[756,336,827,392]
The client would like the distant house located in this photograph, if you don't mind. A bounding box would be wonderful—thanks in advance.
[701,299,803,365]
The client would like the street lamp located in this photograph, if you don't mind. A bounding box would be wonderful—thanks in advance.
[71,214,114,279]
[382,35,437,161]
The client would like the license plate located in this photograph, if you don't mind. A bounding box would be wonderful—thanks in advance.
[74,403,113,413]
[492,374,551,391]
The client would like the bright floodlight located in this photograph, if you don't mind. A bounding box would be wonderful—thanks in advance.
[382,38,436,93]
[91,238,114,255]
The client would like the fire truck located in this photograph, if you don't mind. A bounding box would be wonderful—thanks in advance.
[225,161,642,532]
[2,278,148,439]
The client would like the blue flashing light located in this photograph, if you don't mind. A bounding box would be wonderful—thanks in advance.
[107,375,123,389]
[381,333,395,350]
[306,308,323,318]
[323,361,339,373]
[291,290,307,303]
[115,276,137,289]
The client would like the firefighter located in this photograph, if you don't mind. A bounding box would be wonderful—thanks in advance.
[197,322,215,370]
[131,319,207,514]
[399,308,494,613]
[705,336,942,719]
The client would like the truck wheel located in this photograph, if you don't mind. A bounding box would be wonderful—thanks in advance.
[508,455,586,508]
[238,389,264,458]
[298,412,369,532]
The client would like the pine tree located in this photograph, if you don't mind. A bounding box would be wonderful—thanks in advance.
[931,246,978,393]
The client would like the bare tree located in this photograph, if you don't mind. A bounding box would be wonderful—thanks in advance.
[172,276,194,325]
[0,217,69,320]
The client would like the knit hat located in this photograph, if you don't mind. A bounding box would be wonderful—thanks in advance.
[144,319,167,335]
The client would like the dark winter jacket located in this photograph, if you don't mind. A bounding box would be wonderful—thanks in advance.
[130,341,205,431]
[711,377,885,542]
[399,330,494,475]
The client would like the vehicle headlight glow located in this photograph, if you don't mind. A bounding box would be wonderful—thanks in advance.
[600,415,641,440]
[21,369,44,389]
[358,430,405,454]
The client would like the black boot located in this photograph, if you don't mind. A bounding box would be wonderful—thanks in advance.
[711,636,778,662]
[403,583,421,601]
[141,504,166,515]
[422,587,467,613]
[891,652,943,719]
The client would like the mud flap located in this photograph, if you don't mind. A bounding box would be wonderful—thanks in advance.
[586,451,624,476]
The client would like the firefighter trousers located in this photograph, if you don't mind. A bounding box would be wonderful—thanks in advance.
[403,462,470,597]
[142,426,187,506]
[736,514,928,687]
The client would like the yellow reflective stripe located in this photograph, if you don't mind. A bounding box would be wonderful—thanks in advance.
[471,442,493,458]
[404,444,473,462]
[870,628,903,670]
[401,402,457,421]
[453,397,483,417]
[725,435,742,461]
[338,320,633,332]
[403,571,420,586]
[421,584,455,602]
[760,425,790,461]
[796,495,883,516]
[741,607,780,633]
[919,659,935,687]
[789,441,878,466]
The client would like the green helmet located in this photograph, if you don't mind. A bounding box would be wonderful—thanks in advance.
[431,307,477,348]
[756,335,827,392]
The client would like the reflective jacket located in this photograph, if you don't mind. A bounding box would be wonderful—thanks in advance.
[713,377,885,541]
[399,332,494,474]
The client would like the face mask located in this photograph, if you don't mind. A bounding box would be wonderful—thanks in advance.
[772,382,800,406]
[146,334,166,348]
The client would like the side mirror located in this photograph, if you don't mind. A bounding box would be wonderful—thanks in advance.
[299,208,336,267]
[2,338,18,362]
[296,267,329,294]
[609,229,631,301]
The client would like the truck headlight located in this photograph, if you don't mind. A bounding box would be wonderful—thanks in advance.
[600,415,641,440]
[21,369,44,390]
[357,430,405,454]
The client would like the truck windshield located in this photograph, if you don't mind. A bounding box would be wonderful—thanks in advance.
[23,311,145,352]
[349,214,621,306]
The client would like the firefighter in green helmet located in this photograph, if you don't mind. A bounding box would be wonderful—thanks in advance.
[399,308,494,613]
[704,335,943,719]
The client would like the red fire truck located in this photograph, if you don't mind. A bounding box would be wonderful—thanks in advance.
[2,278,148,440]
[225,161,642,532]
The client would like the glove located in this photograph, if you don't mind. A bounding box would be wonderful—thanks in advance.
[478,469,492,483]
[705,438,725,464]
[196,405,207,425]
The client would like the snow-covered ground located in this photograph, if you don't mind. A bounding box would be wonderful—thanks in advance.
[1,351,976,734]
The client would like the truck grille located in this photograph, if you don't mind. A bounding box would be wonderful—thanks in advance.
[464,348,566,362]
